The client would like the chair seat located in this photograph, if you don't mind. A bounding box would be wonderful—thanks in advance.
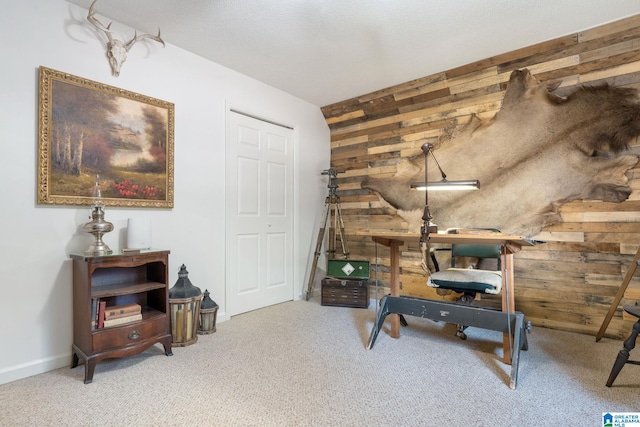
[427,268,502,295]
[624,305,640,319]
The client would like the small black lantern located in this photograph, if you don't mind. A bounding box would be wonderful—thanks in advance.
[198,289,219,335]
[169,264,202,347]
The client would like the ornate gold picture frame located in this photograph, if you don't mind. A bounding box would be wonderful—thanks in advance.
[38,66,174,208]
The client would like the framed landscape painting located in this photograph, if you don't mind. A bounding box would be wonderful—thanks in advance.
[37,66,174,208]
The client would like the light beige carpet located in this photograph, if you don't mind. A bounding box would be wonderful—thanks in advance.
[0,296,637,426]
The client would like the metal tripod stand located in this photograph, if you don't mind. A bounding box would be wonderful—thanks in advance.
[305,168,350,301]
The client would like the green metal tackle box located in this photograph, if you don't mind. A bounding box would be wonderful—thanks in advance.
[326,259,370,280]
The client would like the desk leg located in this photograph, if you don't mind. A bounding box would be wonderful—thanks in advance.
[389,240,401,339]
[502,252,515,365]
[596,248,640,342]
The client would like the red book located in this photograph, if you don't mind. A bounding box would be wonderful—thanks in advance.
[97,300,106,329]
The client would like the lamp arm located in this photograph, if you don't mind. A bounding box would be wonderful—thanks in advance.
[419,142,435,273]
[420,142,447,180]
[416,142,478,250]
[429,150,447,180]
[420,143,435,242]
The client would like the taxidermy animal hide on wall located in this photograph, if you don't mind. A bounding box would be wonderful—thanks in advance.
[364,69,640,237]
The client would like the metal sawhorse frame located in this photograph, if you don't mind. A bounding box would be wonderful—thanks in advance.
[367,295,529,389]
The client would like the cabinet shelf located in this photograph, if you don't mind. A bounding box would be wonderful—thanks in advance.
[92,281,167,298]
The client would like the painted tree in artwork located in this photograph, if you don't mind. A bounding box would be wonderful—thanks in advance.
[50,80,116,176]
[141,105,167,173]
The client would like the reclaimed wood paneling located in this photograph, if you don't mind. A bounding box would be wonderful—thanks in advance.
[321,15,640,340]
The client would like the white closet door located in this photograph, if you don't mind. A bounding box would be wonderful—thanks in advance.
[226,111,294,316]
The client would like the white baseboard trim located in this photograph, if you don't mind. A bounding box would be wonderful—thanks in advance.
[216,311,230,323]
[0,353,69,385]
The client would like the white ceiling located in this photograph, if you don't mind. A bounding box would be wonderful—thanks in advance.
[66,0,640,107]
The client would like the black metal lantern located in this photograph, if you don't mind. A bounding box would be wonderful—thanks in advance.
[169,264,202,347]
[198,289,219,335]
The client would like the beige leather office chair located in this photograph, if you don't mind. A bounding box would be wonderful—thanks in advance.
[427,229,502,339]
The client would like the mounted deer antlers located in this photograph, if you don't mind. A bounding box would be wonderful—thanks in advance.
[87,0,165,77]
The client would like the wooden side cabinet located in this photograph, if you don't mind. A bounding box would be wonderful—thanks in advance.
[70,250,173,383]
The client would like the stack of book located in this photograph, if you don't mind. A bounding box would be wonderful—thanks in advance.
[96,303,142,328]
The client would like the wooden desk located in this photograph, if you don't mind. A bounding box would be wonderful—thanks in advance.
[358,231,534,365]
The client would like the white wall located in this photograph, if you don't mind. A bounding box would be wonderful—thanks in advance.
[0,1,330,384]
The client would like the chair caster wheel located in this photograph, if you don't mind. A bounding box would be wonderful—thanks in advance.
[456,331,467,340]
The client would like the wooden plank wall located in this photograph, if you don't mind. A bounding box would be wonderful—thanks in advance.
[321,15,640,339]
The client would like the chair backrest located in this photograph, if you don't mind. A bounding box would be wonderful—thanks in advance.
[451,243,501,259]
[448,228,501,268]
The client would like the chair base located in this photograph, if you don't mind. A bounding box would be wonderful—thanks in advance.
[454,292,476,340]
[368,295,528,389]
